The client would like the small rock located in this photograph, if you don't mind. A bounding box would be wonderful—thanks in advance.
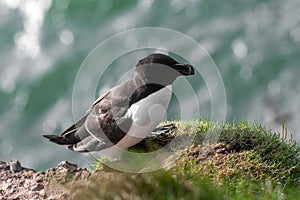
[32,183,44,191]
[32,194,41,200]
[57,161,78,171]
[9,160,22,173]
[22,170,35,178]
[34,171,45,182]
[45,168,56,176]
[0,160,9,170]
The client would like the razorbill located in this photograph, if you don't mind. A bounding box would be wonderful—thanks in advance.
[43,53,194,161]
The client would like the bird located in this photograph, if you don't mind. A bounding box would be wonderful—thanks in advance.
[43,53,194,161]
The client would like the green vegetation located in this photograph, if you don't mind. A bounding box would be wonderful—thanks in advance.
[67,120,300,199]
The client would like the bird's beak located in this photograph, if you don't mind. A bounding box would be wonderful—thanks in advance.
[174,63,195,76]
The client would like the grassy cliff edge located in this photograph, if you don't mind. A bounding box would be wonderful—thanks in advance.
[1,120,299,199]
[74,120,300,200]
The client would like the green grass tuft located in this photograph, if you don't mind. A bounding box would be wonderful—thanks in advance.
[70,120,299,199]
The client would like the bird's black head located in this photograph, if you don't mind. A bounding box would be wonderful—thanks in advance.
[134,53,194,86]
[136,53,194,76]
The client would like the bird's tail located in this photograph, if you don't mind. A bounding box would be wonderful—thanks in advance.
[42,134,77,145]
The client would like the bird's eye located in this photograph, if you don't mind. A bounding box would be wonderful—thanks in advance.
[99,108,108,114]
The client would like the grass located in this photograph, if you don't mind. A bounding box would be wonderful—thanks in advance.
[57,120,300,199]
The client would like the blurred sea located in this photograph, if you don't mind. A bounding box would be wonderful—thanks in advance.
[0,0,299,170]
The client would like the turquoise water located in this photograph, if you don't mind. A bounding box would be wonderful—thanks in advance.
[0,0,299,170]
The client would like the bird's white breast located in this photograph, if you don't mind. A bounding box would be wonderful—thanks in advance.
[125,85,172,138]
